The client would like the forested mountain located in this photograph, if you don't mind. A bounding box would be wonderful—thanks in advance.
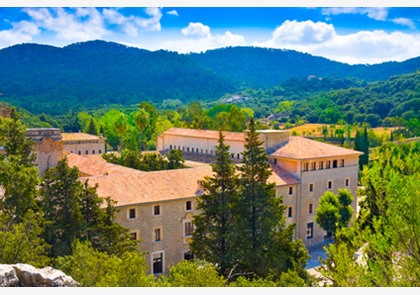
[189,46,420,88]
[0,40,418,115]
[0,40,234,115]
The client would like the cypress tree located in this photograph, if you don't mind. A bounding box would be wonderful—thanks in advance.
[86,117,98,135]
[234,117,292,278]
[191,130,239,277]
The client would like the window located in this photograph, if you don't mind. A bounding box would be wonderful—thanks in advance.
[274,158,277,164]
[345,178,350,187]
[184,251,194,261]
[130,232,138,240]
[303,162,309,171]
[99,149,102,154]
[288,207,293,218]
[333,160,338,168]
[154,205,160,216]
[288,186,293,195]
[328,181,333,190]
[186,201,192,211]
[92,150,95,154]
[85,150,89,155]
[78,151,81,155]
[184,221,193,236]
[152,252,163,274]
[340,159,345,167]
[311,162,316,171]
[307,222,314,239]
[326,161,331,169]
[309,183,314,192]
[128,208,136,219]
[309,203,313,214]
[319,161,324,170]
[170,145,173,150]
[154,228,161,242]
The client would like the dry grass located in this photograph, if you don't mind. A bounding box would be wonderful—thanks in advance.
[286,123,400,138]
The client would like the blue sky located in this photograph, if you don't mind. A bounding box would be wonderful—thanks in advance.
[0,4,419,64]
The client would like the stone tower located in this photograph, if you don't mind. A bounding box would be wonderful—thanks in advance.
[26,128,64,178]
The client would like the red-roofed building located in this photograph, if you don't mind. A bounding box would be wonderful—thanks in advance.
[64,127,362,275]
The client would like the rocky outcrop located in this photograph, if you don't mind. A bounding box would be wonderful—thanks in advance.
[0,264,80,287]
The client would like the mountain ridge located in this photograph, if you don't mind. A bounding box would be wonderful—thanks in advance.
[0,40,418,115]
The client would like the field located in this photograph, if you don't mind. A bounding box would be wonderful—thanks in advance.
[287,123,400,138]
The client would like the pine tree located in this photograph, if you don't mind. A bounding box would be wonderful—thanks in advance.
[39,158,83,257]
[234,117,296,278]
[0,108,39,223]
[191,131,239,277]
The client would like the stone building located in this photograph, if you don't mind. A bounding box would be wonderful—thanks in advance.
[61,132,106,156]
[67,127,362,275]
[26,128,63,177]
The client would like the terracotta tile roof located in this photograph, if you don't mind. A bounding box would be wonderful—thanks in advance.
[270,136,363,160]
[269,164,300,185]
[80,160,298,207]
[82,166,214,206]
[62,133,103,141]
[159,127,245,142]
[66,152,146,177]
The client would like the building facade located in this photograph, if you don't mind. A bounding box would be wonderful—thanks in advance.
[62,132,106,156]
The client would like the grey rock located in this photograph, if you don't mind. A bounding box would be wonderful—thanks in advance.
[0,265,19,287]
[0,263,80,287]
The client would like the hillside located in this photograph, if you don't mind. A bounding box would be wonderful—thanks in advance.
[0,40,418,115]
[189,46,420,88]
[0,40,234,115]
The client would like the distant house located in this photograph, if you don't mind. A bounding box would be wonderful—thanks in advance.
[61,132,106,156]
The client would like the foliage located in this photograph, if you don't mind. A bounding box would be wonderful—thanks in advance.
[191,131,240,277]
[39,158,137,257]
[319,141,420,286]
[102,149,186,171]
[354,126,369,169]
[0,108,39,223]
[315,189,354,238]
[233,117,309,279]
[157,260,227,287]
[0,210,51,267]
[55,240,155,287]
[39,158,84,257]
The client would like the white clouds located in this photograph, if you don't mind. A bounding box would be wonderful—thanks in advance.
[162,22,245,53]
[102,8,163,36]
[270,20,335,44]
[24,8,108,41]
[167,10,179,16]
[0,8,163,47]
[322,7,389,21]
[258,20,419,64]
[0,20,39,47]
[391,17,416,29]
[181,22,211,38]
